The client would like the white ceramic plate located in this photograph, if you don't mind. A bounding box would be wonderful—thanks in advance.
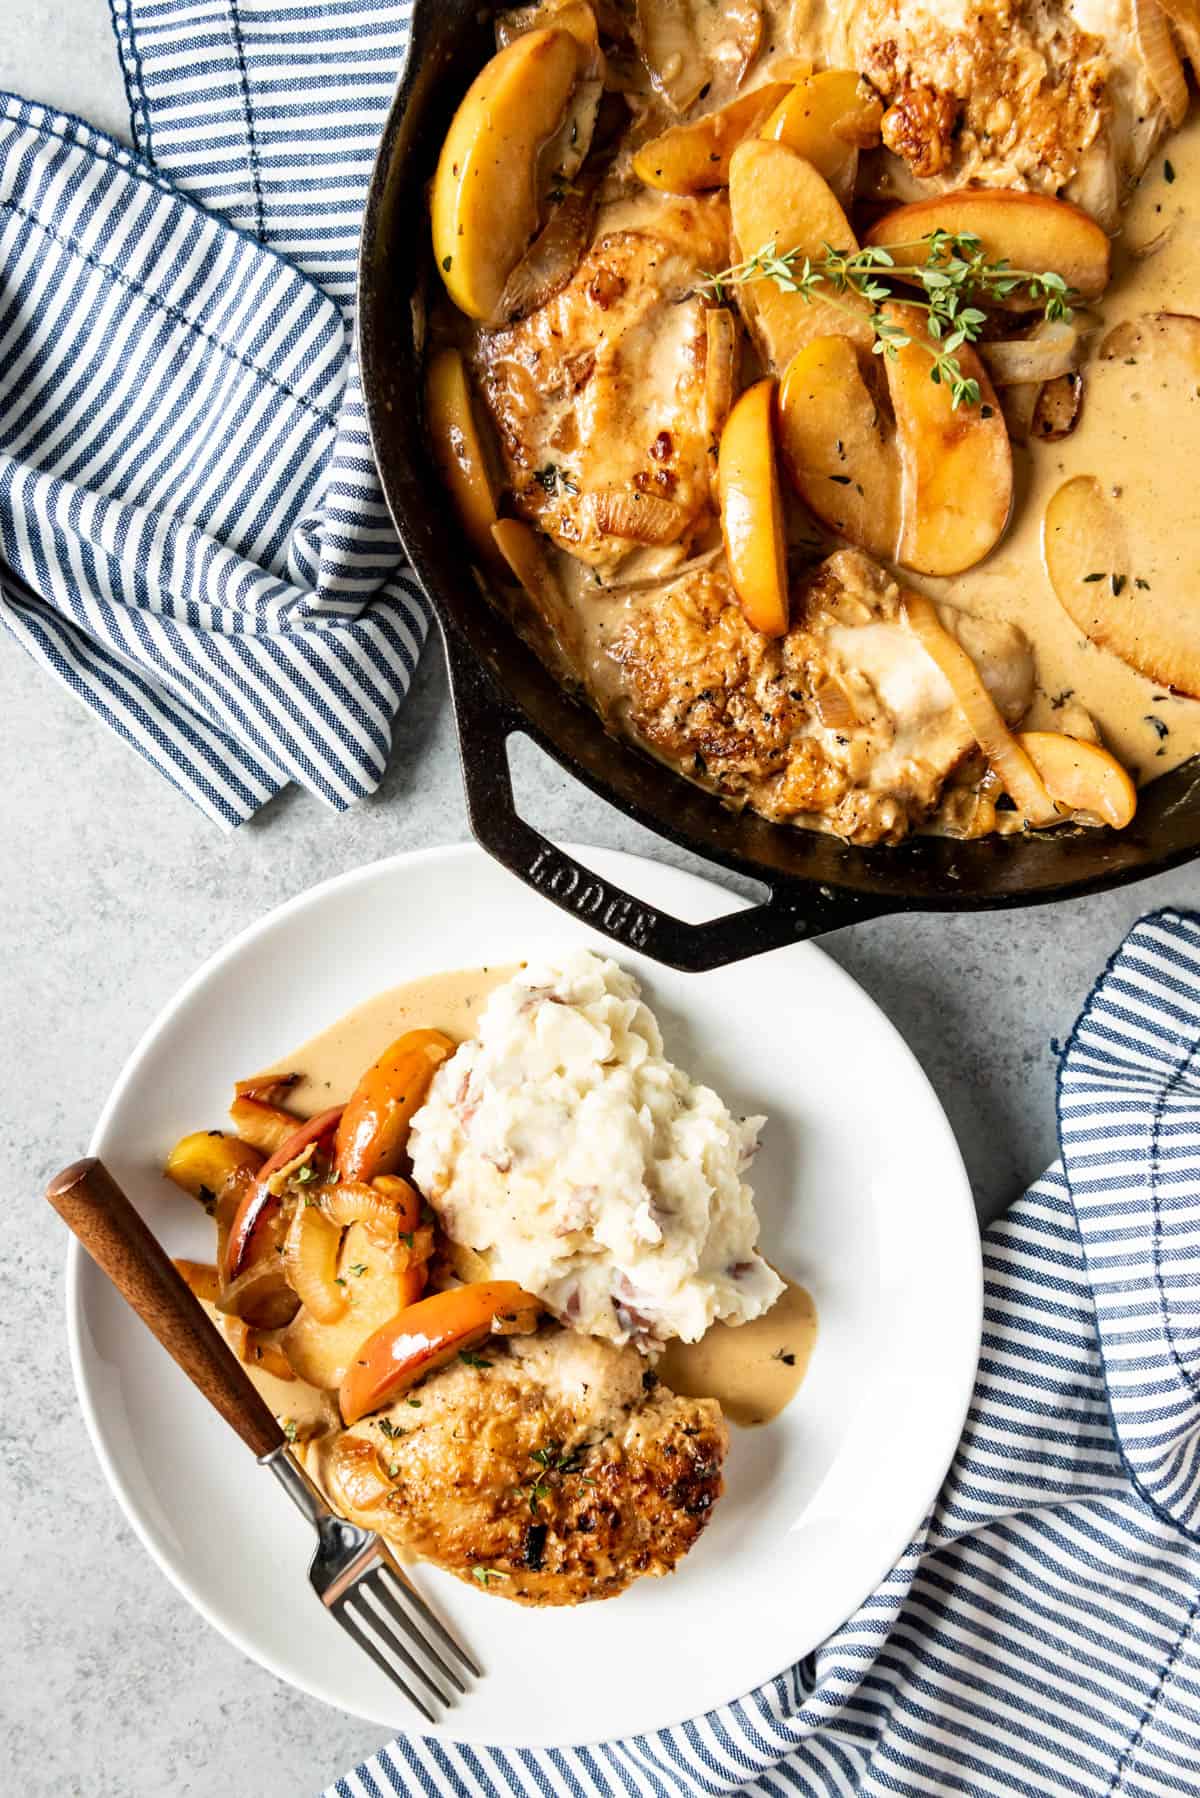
[69,843,980,1747]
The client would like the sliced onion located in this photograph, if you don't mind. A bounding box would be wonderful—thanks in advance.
[217,1259,302,1330]
[221,1315,296,1382]
[174,1259,220,1305]
[634,0,761,112]
[811,675,860,730]
[321,1174,421,1236]
[284,1203,347,1325]
[902,592,1060,826]
[599,542,722,593]
[705,308,738,467]
[978,320,1079,385]
[228,1093,304,1156]
[998,381,1042,444]
[497,1,605,79]
[588,485,688,544]
[491,518,585,672]
[498,188,594,324]
[329,1434,396,1513]
[1135,0,1189,126]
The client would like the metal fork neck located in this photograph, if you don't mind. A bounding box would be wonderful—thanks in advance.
[260,1443,332,1528]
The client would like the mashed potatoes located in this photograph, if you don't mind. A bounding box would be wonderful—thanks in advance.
[408,951,782,1348]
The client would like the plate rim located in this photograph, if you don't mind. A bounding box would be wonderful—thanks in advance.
[67,840,983,1747]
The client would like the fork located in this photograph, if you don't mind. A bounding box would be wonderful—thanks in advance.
[47,1157,480,1723]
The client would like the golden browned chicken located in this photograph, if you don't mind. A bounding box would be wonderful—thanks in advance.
[472,195,729,573]
[606,547,1034,843]
[318,1328,728,1605]
[815,0,1169,221]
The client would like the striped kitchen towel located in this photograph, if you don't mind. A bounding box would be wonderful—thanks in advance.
[329,907,1200,1797]
[0,2,423,824]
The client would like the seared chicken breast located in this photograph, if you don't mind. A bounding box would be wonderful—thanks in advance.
[607,548,1034,843]
[319,1329,728,1605]
[473,195,729,573]
[813,0,1168,219]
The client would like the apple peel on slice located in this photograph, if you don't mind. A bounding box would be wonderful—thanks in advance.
[865,190,1111,303]
[759,69,881,205]
[334,1028,455,1185]
[340,1281,542,1424]
[431,28,581,322]
[224,1105,344,1283]
[718,377,789,637]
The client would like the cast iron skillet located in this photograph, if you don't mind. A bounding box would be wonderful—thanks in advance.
[358,0,1200,971]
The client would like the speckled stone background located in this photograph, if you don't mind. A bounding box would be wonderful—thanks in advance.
[5,8,1200,1795]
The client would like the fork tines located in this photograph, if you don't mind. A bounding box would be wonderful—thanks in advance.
[332,1551,479,1723]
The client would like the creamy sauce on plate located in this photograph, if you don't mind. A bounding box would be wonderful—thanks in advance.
[249,966,813,1430]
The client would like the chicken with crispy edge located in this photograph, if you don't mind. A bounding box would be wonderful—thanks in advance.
[811,0,1168,223]
[472,194,730,575]
[316,1329,728,1605]
[604,547,1035,844]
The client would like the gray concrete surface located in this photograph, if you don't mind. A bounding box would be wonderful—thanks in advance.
[5,7,1200,1794]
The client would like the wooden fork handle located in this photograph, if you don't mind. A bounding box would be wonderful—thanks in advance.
[47,1157,284,1461]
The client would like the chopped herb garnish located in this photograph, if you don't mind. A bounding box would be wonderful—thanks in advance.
[442,255,452,272]
[198,1183,216,1206]
[1146,714,1170,741]
[1165,159,1177,185]
[282,1418,298,1442]
[399,1231,414,1249]
[1111,574,1127,596]
[471,1566,511,1587]
[773,1349,797,1367]
[1082,571,1105,583]
[349,1263,368,1277]
[702,229,1075,410]
[828,473,852,485]
[1136,577,1151,591]
[406,1396,422,1407]
[533,462,579,498]
[460,1350,492,1370]
[377,1419,406,1439]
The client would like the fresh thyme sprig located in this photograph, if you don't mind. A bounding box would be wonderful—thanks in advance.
[703,229,1075,410]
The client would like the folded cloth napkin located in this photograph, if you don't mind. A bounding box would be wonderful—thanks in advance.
[328,907,1200,1798]
[0,2,424,824]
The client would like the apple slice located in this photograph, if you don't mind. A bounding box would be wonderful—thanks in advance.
[425,349,500,568]
[717,377,789,637]
[759,69,882,205]
[727,140,873,373]
[1018,732,1137,829]
[1043,475,1200,697]
[865,190,1111,302]
[432,28,581,321]
[885,303,1012,576]
[284,1223,425,1392]
[224,1104,344,1283]
[632,82,792,192]
[776,336,900,559]
[334,1029,455,1184]
[340,1281,542,1424]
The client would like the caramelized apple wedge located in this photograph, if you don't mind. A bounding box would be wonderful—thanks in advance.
[759,70,881,205]
[1018,732,1137,829]
[224,1104,344,1282]
[717,377,789,637]
[431,28,581,321]
[340,1281,542,1424]
[285,1223,426,1392]
[866,191,1111,302]
[886,303,1012,576]
[727,140,873,372]
[425,349,500,568]
[1043,473,1200,697]
[632,82,792,192]
[334,1028,455,1184]
[776,336,899,559]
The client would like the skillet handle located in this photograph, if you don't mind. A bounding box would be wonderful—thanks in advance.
[441,622,888,972]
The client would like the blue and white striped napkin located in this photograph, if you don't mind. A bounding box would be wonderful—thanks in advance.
[1,2,425,824]
[329,907,1200,1797]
